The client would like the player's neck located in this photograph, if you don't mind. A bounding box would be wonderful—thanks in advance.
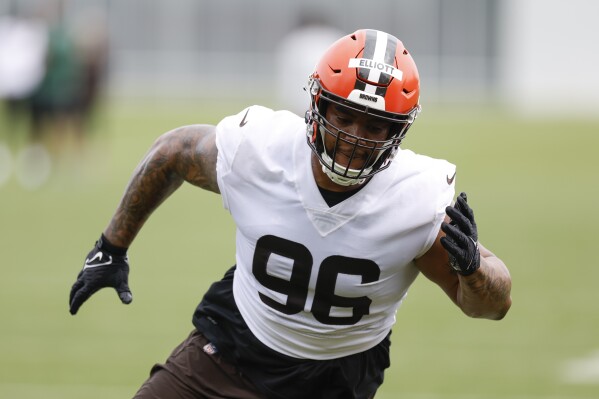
[317,184,366,207]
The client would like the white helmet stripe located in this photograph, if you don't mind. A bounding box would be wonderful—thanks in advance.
[352,30,400,97]
[366,31,389,84]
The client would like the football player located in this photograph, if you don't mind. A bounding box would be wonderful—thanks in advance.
[69,29,511,399]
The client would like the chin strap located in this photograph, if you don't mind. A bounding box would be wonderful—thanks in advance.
[320,151,369,186]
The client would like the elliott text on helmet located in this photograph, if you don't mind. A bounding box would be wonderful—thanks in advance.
[348,58,403,80]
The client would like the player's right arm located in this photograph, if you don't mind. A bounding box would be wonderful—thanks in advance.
[105,124,218,248]
[69,124,217,315]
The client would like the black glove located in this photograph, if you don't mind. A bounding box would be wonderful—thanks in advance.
[69,234,133,315]
[440,192,480,276]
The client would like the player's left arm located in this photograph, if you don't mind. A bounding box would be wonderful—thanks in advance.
[414,193,512,320]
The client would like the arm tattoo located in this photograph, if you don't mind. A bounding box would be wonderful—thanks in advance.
[105,125,218,247]
[462,263,510,303]
[458,254,512,319]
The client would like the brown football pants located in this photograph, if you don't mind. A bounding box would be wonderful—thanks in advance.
[133,330,264,399]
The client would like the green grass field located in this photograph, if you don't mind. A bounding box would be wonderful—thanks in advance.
[1,99,598,398]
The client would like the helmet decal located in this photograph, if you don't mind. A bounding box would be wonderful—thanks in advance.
[353,30,399,96]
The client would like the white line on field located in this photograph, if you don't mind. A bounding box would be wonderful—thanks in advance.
[560,349,599,384]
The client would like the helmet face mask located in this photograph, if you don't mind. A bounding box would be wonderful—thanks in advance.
[305,29,421,186]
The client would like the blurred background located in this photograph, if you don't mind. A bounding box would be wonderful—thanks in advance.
[0,0,598,398]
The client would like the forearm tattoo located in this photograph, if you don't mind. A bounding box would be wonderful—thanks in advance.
[105,125,218,247]
[463,263,510,303]
[459,255,512,318]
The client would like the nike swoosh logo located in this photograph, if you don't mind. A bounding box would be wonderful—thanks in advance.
[84,252,113,269]
[446,171,456,185]
[239,108,250,127]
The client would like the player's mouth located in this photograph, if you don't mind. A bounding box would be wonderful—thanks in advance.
[332,148,374,169]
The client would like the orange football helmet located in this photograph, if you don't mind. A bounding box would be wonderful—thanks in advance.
[306,29,421,186]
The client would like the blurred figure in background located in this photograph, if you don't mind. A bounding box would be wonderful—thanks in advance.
[0,0,109,189]
[0,0,50,189]
[28,1,81,145]
[275,14,343,116]
[0,1,48,135]
[29,1,109,155]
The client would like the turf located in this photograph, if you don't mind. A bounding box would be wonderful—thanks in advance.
[1,99,598,398]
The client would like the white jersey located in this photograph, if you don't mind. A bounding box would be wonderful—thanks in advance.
[215,105,455,360]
